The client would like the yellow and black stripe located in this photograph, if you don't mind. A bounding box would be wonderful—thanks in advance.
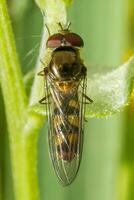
[53,92,80,162]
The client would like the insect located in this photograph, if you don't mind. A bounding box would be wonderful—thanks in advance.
[38,23,93,186]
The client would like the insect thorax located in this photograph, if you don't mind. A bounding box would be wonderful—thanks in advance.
[49,47,83,82]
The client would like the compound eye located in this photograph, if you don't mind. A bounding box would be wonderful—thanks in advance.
[65,33,84,47]
[47,33,64,48]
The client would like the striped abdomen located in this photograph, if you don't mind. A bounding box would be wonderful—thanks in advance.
[53,93,80,162]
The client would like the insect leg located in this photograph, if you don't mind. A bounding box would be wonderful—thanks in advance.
[82,93,93,104]
[39,94,50,104]
[38,61,48,76]
[37,70,45,76]
[84,118,88,122]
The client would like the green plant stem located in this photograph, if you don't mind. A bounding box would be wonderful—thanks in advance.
[0,0,40,200]
[0,0,27,122]
[0,90,6,200]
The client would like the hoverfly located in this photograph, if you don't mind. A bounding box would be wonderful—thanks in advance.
[38,23,93,186]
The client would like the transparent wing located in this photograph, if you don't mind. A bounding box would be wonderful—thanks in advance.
[46,76,87,186]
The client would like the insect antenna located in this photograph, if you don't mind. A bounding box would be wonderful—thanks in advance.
[58,22,71,33]
[58,22,64,31]
[66,21,71,30]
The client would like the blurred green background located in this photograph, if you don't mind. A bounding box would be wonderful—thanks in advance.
[1,0,134,199]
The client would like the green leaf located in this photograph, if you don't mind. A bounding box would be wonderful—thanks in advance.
[0,1,40,199]
[86,56,134,118]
